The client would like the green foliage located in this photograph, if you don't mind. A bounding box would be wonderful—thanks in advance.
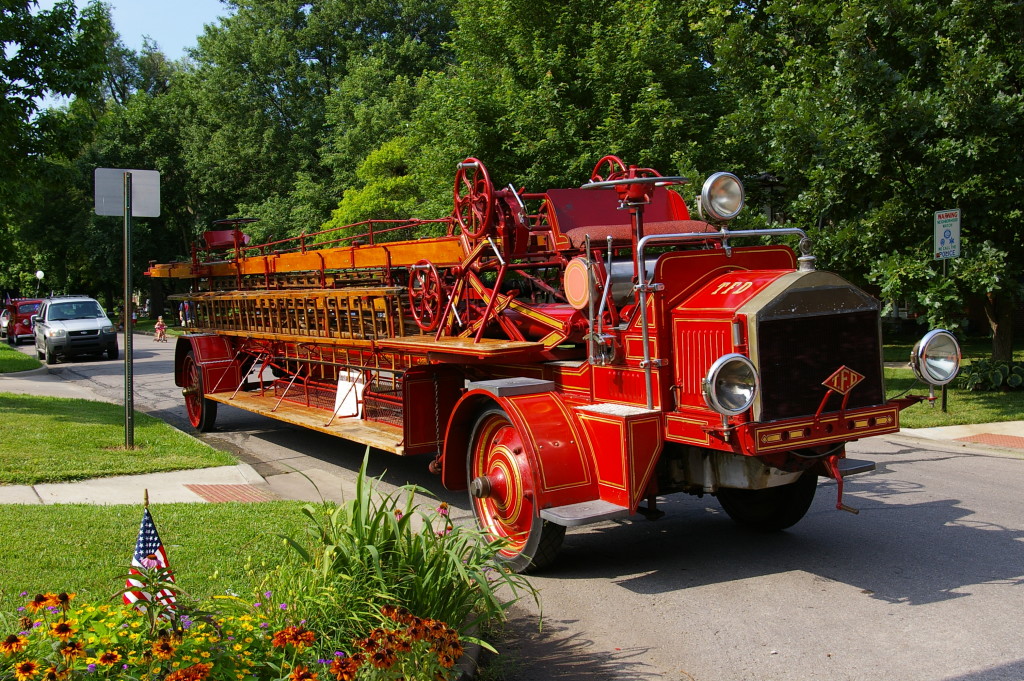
[0,393,236,484]
[264,451,535,656]
[959,359,1024,391]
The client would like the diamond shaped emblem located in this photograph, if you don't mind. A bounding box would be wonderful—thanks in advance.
[823,366,865,395]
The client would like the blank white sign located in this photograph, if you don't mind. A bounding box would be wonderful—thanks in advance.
[94,168,161,217]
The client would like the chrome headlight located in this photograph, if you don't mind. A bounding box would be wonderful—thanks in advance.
[700,172,745,221]
[910,329,961,386]
[46,328,66,338]
[702,354,758,416]
[102,325,116,334]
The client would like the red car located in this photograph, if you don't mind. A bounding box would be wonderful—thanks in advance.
[3,299,42,345]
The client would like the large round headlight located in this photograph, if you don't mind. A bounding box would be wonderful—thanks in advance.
[910,329,961,386]
[702,354,758,416]
[701,172,745,221]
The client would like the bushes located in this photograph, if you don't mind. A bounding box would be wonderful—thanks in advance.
[258,451,536,660]
[959,359,1024,391]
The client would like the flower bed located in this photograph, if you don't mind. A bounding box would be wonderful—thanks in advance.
[1,453,534,680]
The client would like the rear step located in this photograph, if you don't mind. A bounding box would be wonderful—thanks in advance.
[836,458,875,476]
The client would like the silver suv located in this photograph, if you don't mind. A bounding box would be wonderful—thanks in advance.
[33,296,119,364]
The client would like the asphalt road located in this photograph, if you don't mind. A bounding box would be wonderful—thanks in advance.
[17,335,1024,681]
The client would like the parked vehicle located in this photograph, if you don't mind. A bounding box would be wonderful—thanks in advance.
[3,299,42,345]
[32,295,118,364]
[145,157,960,571]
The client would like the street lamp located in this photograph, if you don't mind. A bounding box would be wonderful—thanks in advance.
[35,270,43,295]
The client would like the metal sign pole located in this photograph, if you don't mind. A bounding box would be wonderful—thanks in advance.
[123,172,135,448]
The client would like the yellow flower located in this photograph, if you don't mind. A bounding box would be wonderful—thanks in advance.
[201,652,210,659]
[233,644,242,652]
[13,659,39,681]
[49,620,77,641]
[97,650,122,666]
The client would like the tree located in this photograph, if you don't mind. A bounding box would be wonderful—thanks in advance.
[407,0,726,216]
[0,0,111,204]
[708,0,1024,358]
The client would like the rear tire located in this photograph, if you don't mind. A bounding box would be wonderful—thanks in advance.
[183,351,218,432]
[716,471,818,531]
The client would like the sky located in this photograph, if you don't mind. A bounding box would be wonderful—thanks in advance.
[36,0,231,60]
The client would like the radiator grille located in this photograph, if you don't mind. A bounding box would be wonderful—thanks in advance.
[757,310,884,421]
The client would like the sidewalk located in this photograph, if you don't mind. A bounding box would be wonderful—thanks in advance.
[2,364,1022,507]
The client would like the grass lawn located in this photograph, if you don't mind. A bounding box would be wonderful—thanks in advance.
[885,335,1024,429]
[0,339,41,373]
[0,501,310,616]
[0,393,236,484]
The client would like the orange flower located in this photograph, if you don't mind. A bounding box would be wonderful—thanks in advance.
[289,664,318,681]
[54,593,75,608]
[58,641,84,660]
[0,634,29,655]
[152,638,176,660]
[328,656,361,681]
[13,660,39,681]
[369,647,397,670]
[25,594,51,612]
[97,650,121,666]
[271,626,315,651]
[164,662,212,681]
[41,666,69,681]
[49,621,77,641]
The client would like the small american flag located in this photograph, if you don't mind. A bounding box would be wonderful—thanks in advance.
[123,507,177,609]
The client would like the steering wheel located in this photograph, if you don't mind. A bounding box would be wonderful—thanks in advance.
[454,158,495,239]
[408,260,444,332]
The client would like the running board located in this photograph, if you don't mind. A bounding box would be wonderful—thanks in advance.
[540,500,630,527]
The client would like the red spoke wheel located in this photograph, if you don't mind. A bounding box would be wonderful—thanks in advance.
[716,471,818,531]
[454,158,495,239]
[182,351,218,432]
[468,408,565,572]
[589,154,628,183]
[408,260,444,332]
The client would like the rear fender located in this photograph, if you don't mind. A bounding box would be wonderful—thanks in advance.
[174,334,240,393]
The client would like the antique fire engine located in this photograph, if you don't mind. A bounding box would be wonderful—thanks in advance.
[145,156,961,571]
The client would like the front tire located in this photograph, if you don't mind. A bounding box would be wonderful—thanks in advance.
[716,471,818,531]
[183,351,218,432]
[106,344,118,361]
[45,343,56,365]
[468,408,565,573]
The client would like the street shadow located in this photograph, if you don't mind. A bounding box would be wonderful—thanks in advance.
[936,659,1024,681]
[483,615,661,681]
[532,471,1024,608]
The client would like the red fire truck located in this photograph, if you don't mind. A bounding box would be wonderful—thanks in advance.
[146,156,961,571]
